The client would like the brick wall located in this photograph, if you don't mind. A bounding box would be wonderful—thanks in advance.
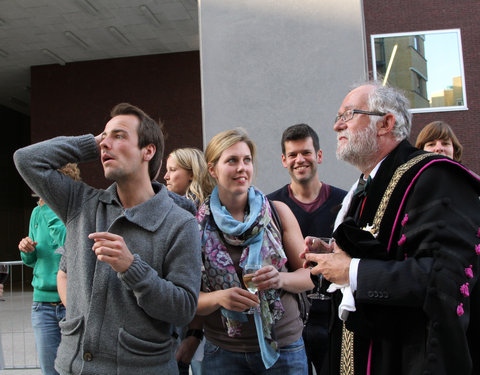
[4,51,201,264]
[363,0,480,170]
[30,51,202,188]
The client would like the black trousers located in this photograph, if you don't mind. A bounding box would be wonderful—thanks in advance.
[303,312,329,375]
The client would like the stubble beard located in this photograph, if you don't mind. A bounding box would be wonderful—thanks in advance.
[290,163,316,185]
[336,120,379,172]
[104,165,127,183]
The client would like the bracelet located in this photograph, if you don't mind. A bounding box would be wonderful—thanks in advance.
[186,329,204,341]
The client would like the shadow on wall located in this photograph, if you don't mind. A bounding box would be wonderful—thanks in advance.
[1,105,31,266]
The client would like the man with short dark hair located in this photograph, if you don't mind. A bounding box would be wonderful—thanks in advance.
[268,123,346,374]
[303,82,480,374]
[14,103,201,374]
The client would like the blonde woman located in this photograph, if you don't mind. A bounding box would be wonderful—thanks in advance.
[196,128,313,374]
[164,147,213,375]
[164,147,215,206]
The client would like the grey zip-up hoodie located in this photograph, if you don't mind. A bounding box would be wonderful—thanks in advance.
[14,134,201,375]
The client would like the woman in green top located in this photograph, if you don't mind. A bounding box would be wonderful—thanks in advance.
[18,163,80,375]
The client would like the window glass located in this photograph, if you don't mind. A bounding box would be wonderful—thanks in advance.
[371,29,467,113]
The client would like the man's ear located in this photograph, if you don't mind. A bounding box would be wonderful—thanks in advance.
[316,149,323,164]
[143,144,156,161]
[377,113,395,136]
[281,154,288,168]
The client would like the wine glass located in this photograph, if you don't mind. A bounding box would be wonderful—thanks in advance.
[306,237,334,300]
[242,264,262,314]
[0,264,9,301]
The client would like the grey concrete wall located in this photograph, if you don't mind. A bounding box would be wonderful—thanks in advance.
[199,0,366,193]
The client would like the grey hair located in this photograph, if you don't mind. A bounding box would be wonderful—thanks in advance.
[364,81,412,141]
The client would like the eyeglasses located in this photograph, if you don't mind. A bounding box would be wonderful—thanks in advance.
[334,109,386,124]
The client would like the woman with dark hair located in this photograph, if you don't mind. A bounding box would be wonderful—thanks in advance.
[415,121,463,162]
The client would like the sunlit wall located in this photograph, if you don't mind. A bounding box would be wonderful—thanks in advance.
[199,0,366,193]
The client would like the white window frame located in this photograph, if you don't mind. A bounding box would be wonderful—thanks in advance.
[371,29,468,113]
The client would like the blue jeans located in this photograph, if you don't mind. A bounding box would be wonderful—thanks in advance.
[202,337,307,374]
[31,302,65,375]
[191,360,202,374]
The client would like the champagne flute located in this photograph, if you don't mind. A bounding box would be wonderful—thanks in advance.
[242,264,262,314]
[306,237,334,300]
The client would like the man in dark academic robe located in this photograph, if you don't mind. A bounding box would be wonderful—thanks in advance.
[302,82,480,375]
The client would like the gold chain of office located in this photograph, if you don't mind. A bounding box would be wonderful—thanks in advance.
[340,152,432,375]
[368,153,432,236]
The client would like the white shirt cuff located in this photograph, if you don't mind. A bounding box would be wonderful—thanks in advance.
[349,258,360,293]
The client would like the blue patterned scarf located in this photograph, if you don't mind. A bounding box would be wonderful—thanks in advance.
[197,186,287,368]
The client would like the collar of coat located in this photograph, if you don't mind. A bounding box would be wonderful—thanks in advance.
[98,181,194,232]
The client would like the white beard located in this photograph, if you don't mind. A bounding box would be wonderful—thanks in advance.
[336,121,379,171]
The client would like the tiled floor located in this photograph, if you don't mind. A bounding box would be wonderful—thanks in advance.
[0,288,40,374]
[0,288,197,375]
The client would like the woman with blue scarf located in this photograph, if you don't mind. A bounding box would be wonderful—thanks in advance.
[196,128,313,374]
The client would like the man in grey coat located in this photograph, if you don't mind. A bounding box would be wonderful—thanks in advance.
[14,103,202,375]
